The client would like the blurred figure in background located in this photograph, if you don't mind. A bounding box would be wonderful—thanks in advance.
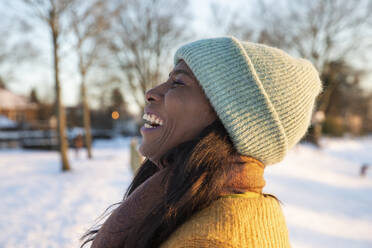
[74,134,84,159]
[360,163,369,177]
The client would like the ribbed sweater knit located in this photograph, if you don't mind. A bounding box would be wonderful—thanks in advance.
[160,193,290,248]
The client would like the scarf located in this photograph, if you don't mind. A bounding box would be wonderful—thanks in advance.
[90,156,265,248]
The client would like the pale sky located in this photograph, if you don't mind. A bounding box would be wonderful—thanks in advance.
[1,0,371,115]
[1,0,242,115]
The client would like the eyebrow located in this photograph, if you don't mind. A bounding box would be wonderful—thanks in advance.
[169,69,193,79]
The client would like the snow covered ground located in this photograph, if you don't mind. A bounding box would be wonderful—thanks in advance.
[0,138,132,248]
[265,136,372,248]
[0,136,371,248]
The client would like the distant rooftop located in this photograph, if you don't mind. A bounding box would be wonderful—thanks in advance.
[0,88,37,110]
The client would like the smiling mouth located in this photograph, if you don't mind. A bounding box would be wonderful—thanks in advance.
[142,113,164,129]
[144,123,161,128]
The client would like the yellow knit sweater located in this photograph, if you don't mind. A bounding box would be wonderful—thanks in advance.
[160,193,290,248]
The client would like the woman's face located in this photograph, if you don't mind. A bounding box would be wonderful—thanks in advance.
[139,60,217,166]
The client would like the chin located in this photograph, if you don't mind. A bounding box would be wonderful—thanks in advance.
[138,147,146,157]
[138,144,166,169]
[138,143,149,157]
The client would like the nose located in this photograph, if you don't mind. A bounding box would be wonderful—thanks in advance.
[145,85,162,103]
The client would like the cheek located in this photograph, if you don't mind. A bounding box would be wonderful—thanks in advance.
[165,91,214,135]
[164,92,188,130]
[164,90,185,112]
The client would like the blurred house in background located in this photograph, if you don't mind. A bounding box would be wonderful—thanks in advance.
[345,113,363,136]
[0,114,17,130]
[366,96,372,132]
[0,88,38,125]
[320,89,372,137]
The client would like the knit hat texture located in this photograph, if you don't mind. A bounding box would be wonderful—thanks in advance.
[174,37,323,165]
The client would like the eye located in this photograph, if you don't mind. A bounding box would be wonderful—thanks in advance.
[171,80,184,88]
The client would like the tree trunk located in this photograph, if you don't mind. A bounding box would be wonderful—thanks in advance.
[52,27,70,171]
[303,93,327,147]
[81,78,93,159]
[304,123,322,147]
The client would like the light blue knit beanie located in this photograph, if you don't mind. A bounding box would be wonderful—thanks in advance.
[174,37,323,165]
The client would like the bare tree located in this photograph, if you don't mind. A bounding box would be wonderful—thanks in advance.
[0,76,6,89]
[22,0,73,171]
[0,9,37,84]
[259,0,372,144]
[209,2,254,40]
[257,0,372,70]
[108,0,192,112]
[70,0,111,159]
[213,0,372,145]
[0,27,12,82]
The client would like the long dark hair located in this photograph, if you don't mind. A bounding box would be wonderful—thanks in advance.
[81,118,262,247]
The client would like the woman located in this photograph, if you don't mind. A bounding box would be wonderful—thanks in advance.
[82,37,322,247]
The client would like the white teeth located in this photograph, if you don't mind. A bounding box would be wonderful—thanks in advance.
[142,113,163,126]
[144,123,156,128]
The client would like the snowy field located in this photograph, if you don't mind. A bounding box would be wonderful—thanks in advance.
[0,136,372,248]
